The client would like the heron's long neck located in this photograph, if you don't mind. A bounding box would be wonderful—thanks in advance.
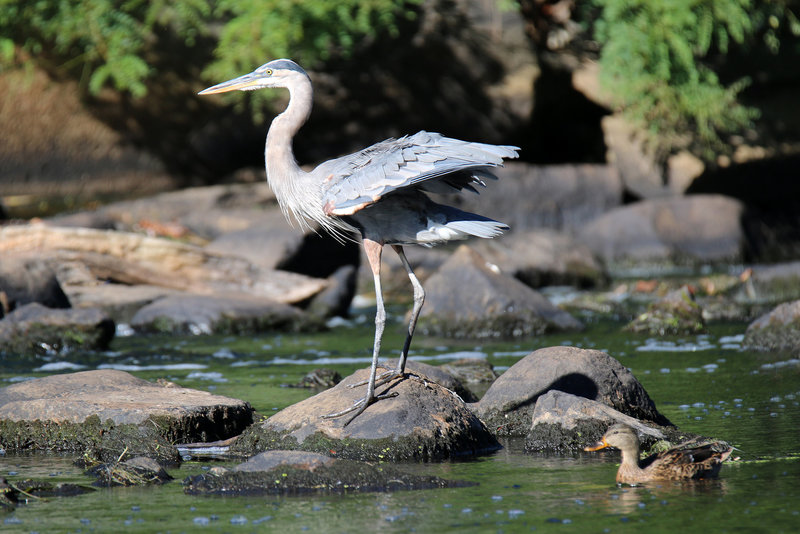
[265,76,316,227]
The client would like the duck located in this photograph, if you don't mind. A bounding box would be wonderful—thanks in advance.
[584,423,733,485]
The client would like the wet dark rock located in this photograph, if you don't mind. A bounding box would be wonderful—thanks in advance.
[6,478,93,505]
[88,456,173,487]
[473,229,608,289]
[579,194,745,269]
[417,245,583,338]
[450,163,623,233]
[0,256,71,315]
[0,370,253,462]
[743,300,800,352]
[473,346,671,437]
[130,294,320,335]
[184,452,474,495]
[0,302,115,355]
[524,391,671,452]
[624,286,705,336]
[230,367,499,461]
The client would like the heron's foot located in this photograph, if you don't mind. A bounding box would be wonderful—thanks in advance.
[321,391,399,426]
[346,368,404,390]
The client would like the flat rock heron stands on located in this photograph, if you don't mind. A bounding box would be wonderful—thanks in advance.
[200,59,518,425]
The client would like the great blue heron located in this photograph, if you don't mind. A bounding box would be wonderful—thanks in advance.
[200,59,518,425]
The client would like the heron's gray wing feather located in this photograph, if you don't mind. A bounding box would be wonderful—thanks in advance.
[318,131,518,216]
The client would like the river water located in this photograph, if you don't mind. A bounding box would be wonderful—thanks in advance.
[1,308,799,533]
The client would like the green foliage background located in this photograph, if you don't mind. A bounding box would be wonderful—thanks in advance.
[0,0,797,160]
[591,0,799,158]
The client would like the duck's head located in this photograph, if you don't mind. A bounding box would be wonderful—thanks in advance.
[584,424,640,453]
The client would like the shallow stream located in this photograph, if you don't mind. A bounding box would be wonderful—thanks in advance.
[2,308,799,533]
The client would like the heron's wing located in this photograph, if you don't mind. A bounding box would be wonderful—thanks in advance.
[318,131,519,216]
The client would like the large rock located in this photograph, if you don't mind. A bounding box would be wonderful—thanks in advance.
[230,367,499,461]
[473,346,671,436]
[0,302,115,355]
[184,450,474,496]
[743,300,800,352]
[0,370,253,462]
[472,228,608,288]
[0,256,71,315]
[579,194,745,268]
[417,245,583,338]
[130,294,319,335]
[524,391,674,452]
[449,163,623,232]
[624,286,705,335]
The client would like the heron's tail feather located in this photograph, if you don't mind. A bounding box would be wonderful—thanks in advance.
[445,219,508,239]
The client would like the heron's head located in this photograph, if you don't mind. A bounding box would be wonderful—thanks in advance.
[198,59,309,95]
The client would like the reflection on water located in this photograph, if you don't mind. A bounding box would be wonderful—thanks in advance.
[1,319,799,532]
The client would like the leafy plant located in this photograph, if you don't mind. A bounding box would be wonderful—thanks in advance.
[591,0,799,159]
[0,0,417,113]
[201,0,419,121]
[0,0,211,97]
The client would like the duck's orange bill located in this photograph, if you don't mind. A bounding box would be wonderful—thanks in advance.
[584,437,610,452]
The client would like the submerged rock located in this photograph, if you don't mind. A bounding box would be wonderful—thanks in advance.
[0,370,253,462]
[624,286,705,336]
[88,456,173,487]
[473,346,671,437]
[184,450,474,495]
[130,294,320,335]
[0,302,114,355]
[417,245,583,338]
[231,367,499,461]
[743,300,800,352]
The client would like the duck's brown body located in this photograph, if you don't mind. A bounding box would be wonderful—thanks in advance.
[585,424,733,485]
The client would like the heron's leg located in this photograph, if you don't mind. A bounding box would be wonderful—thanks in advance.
[322,238,389,425]
[392,245,424,375]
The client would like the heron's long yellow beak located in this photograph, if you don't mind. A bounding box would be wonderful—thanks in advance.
[584,437,610,452]
[198,73,260,95]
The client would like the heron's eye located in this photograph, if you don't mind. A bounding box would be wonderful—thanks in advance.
[265,69,273,76]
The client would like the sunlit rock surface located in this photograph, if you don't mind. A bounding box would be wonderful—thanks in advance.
[184,450,474,495]
[230,366,499,461]
[473,346,671,437]
[0,370,253,462]
[417,245,583,338]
